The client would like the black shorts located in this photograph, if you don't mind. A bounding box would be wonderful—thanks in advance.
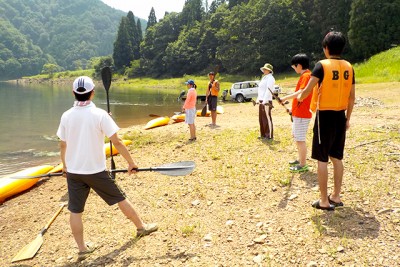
[207,96,218,111]
[311,110,347,162]
[67,171,126,213]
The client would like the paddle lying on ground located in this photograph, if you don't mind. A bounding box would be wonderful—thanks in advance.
[101,66,116,179]
[10,161,196,179]
[12,203,66,263]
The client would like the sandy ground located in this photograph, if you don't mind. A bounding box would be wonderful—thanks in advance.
[0,84,399,266]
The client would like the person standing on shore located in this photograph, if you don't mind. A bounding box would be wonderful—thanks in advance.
[57,76,158,260]
[280,54,314,172]
[257,63,275,140]
[298,31,355,210]
[182,79,197,141]
[205,71,220,127]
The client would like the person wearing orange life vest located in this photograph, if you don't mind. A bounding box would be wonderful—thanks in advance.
[298,31,355,211]
[205,71,220,127]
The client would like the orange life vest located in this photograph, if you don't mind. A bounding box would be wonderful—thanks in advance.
[310,59,353,112]
[209,80,219,96]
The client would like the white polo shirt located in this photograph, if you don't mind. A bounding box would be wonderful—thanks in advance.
[257,73,275,103]
[57,102,119,174]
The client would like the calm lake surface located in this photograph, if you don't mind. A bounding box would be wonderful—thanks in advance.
[0,81,189,176]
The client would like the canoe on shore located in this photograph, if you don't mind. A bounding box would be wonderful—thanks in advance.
[144,116,170,130]
[0,165,54,203]
[171,113,185,123]
[104,139,132,156]
[0,140,133,203]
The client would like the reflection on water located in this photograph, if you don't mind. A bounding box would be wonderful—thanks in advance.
[0,81,190,176]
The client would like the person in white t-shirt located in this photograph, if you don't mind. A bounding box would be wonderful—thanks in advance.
[257,63,275,140]
[57,76,157,260]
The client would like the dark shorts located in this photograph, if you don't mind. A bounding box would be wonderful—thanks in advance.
[207,96,218,111]
[312,110,347,162]
[67,171,126,213]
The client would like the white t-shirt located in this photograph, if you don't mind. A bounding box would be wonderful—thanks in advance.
[257,73,275,103]
[56,102,119,174]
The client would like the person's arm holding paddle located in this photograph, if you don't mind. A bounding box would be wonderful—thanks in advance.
[109,134,138,174]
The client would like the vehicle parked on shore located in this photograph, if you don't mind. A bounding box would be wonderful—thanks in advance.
[229,81,281,102]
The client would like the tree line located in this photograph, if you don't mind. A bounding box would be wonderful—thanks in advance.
[112,0,399,78]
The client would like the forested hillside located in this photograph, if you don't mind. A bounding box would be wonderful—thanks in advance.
[129,0,399,77]
[0,0,145,79]
[1,0,399,80]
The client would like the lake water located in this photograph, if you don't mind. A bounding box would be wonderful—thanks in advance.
[0,81,188,176]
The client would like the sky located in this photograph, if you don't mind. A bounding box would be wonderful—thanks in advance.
[101,0,187,20]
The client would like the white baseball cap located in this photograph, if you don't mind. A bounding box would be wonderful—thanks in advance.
[73,76,95,94]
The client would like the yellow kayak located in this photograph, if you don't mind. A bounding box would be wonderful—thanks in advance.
[104,139,132,156]
[144,116,170,130]
[171,113,185,123]
[0,165,54,203]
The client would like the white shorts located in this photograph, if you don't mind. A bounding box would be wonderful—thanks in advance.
[292,116,311,141]
[185,108,196,124]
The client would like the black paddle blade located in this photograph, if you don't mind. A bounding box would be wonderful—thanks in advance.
[201,104,208,116]
[111,161,196,177]
[101,66,112,92]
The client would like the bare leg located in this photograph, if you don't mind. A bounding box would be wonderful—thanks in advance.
[317,161,330,207]
[329,157,343,203]
[211,111,217,125]
[70,212,87,252]
[297,141,307,166]
[189,124,196,139]
[118,199,144,229]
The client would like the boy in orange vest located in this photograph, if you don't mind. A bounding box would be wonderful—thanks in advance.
[298,31,355,210]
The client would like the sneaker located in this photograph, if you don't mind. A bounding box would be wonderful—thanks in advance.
[136,223,158,238]
[290,165,309,173]
[289,160,299,166]
[78,243,97,261]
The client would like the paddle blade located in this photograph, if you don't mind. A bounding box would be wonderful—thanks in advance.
[152,161,195,176]
[101,66,112,91]
[12,235,43,262]
[201,104,208,116]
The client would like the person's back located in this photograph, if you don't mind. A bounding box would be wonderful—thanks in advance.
[59,103,116,174]
[297,31,355,210]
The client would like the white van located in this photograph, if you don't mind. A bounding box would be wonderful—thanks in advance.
[229,81,281,102]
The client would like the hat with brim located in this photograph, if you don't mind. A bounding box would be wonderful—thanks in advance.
[260,63,273,73]
[73,76,95,94]
[185,79,195,85]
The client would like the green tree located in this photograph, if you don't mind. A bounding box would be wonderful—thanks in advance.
[146,7,157,30]
[348,0,400,60]
[140,13,181,76]
[113,16,133,70]
[42,63,61,77]
[127,11,140,59]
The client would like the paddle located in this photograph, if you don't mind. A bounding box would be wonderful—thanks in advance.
[101,66,116,179]
[12,203,66,263]
[9,161,196,179]
[267,88,293,122]
[200,104,208,116]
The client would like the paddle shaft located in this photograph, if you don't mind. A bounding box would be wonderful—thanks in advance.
[11,204,66,262]
[101,67,116,179]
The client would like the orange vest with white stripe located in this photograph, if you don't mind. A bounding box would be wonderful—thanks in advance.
[310,59,353,112]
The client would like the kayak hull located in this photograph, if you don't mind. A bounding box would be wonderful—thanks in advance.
[104,139,132,156]
[0,165,54,203]
[145,117,170,130]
